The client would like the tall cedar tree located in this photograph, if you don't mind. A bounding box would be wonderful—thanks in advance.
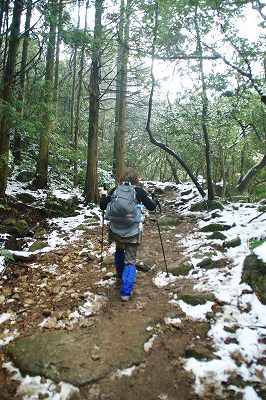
[34,0,57,188]
[112,0,130,183]
[73,0,89,187]
[13,0,33,164]
[0,0,24,198]
[84,0,103,203]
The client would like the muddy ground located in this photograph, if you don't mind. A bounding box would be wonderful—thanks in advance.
[0,191,236,400]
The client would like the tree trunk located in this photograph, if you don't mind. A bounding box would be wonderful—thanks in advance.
[34,0,57,188]
[53,0,63,109]
[0,0,23,198]
[237,152,266,192]
[0,0,10,71]
[195,5,215,200]
[13,0,33,165]
[0,0,6,51]
[73,0,88,187]
[112,0,130,183]
[84,0,103,204]
[70,2,80,173]
[166,154,180,184]
[217,136,227,197]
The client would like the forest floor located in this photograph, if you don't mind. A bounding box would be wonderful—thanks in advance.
[0,189,264,400]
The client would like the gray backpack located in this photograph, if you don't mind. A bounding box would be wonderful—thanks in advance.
[105,184,142,225]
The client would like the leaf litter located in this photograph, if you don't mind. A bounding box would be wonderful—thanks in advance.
[0,179,266,399]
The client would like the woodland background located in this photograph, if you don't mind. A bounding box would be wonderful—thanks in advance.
[0,0,265,203]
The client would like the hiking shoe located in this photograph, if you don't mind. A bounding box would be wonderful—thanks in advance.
[121,295,130,302]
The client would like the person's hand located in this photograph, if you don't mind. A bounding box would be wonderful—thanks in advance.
[99,188,108,197]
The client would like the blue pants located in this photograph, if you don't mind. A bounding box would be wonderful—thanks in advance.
[115,250,125,279]
[114,249,136,296]
[120,264,136,296]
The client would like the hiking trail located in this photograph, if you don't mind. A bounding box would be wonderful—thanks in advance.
[0,187,265,400]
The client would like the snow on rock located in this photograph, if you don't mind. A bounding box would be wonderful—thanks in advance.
[68,291,106,319]
[0,312,14,325]
[184,357,239,398]
[0,329,19,347]
[177,187,266,398]
[253,242,266,262]
[112,365,140,378]
[153,271,177,288]
[144,334,158,352]
[164,316,182,326]
[175,300,214,320]
[0,256,5,273]
[3,362,79,400]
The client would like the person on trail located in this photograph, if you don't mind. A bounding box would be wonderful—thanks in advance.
[99,167,157,302]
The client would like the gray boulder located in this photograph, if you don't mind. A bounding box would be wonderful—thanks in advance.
[6,313,152,386]
[241,254,266,304]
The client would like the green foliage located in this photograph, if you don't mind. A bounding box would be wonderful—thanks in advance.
[0,202,11,211]
[249,238,266,251]
[1,0,264,202]
[0,249,15,262]
[62,27,92,49]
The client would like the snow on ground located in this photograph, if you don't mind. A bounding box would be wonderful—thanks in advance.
[3,176,101,256]
[144,334,158,352]
[171,188,266,398]
[1,178,107,397]
[68,291,106,319]
[3,362,79,400]
[2,177,266,398]
[173,299,214,321]
[153,271,178,287]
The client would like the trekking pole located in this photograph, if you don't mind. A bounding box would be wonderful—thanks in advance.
[100,183,109,269]
[153,194,169,277]
[100,209,104,269]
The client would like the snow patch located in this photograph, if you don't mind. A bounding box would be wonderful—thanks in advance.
[3,362,79,400]
[153,271,177,288]
[0,312,14,325]
[144,334,158,352]
[164,316,182,326]
[253,242,266,262]
[68,291,106,319]
[175,300,214,320]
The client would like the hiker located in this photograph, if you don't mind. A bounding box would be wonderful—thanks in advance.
[99,167,157,302]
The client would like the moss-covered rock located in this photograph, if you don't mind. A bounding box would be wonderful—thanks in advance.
[15,192,36,204]
[208,232,227,240]
[200,223,231,232]
[179,293,215,305]
[45,193,78,216]
[190,200,224,212]
[158,214,183,227]
[83,219,99,226]
[4,218,29,236]
[33,228,47,239]
[185,345,217,361]
[16,170,34,183]
[28,240,47,252]
[74,224,96,232]
[197,257,228,270]
[224,237,241,248]
[101,257,114,269]
[196,257,213,268]
[168,261,193,276]
[241,254,266,304]
[258,205,266,212]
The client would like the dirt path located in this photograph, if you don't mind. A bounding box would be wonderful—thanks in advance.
[0,191,219,400]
